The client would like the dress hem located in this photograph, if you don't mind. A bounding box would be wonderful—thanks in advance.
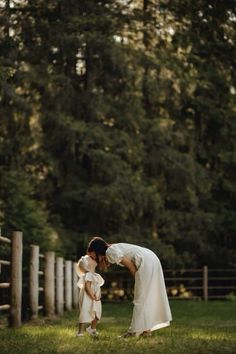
[132,321,171,335]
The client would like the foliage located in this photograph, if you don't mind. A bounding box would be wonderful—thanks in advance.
[0,169,52,250]
[0,0,235,267]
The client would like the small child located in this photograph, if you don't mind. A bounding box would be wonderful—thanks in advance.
[76,255,104,337]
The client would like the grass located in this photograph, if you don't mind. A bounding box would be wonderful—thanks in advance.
[0,300,236,354]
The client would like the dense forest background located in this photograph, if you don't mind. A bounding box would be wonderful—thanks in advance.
[0,0,236,269]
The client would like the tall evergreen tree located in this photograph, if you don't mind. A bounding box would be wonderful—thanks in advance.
[157,0,236,267]
[0,0,52,248]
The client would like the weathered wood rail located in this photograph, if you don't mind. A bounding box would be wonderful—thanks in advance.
[101,266,236,302]
[0,230,79,328]
[164,267,236,300]
[0,230,22,327]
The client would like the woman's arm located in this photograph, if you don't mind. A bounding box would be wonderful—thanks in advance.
[120,257,137,276]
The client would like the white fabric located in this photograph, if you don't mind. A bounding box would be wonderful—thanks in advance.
[76,255,97,277]
[106,243,172,334]
[78,271,104,323]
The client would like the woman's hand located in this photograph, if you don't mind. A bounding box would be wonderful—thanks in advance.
[98,255,110,271]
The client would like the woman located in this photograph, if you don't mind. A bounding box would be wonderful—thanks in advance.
[87,236,172,337]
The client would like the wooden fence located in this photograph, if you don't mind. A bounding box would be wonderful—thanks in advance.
[0,231,22,327]
[164,267,236,300]
[101,266,236,302]
[0,231,79,328]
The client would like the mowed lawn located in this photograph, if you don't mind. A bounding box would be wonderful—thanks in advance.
[0,300,236,354]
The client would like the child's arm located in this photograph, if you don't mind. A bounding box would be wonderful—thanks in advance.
[84,281,96,300]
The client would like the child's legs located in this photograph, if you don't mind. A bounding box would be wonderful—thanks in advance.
[91,316,98,329]
[78,322,86,333]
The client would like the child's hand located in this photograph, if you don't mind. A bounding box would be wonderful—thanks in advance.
[95,295,100,301]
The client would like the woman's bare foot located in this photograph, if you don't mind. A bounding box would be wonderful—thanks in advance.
[140,330,151,337]
[119,332,136,338]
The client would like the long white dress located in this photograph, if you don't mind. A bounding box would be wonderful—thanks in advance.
[106,243,172,334]
[78,272,104,323]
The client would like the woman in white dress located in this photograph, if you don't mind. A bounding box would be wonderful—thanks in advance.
[87,236,172,337]
[76,255,104,337]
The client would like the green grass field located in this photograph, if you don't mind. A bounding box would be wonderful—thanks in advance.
[0,301,236,354]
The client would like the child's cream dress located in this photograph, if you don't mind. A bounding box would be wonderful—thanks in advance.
[77,256,104,323]
[106,243,172,335]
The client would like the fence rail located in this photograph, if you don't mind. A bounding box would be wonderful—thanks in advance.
[101,266,236,302]
[0,230,22,327]
[0,230,79,328]
[164,267,236,300]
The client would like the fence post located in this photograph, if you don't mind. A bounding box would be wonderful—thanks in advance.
[72,262,79,308]
[29,245,39,320]
[65,260,72,311]
[10,231,23,328]
[203,265,208,301]
[56,257,64,315]
[44,251,55,317]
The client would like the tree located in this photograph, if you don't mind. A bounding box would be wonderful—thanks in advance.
[0,0,51,248]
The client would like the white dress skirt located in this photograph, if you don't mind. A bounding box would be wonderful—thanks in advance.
[106,243,172,335]
[78,272,104,323]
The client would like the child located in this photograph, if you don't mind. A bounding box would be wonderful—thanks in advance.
[76,255,104,337]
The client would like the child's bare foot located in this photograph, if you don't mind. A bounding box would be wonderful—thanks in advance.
[86,325,99,337]
[76,332,84,337]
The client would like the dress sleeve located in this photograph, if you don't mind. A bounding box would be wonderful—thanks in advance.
[84,272,104,286]
[95,273,105,287]
[84,272,95,282]
[106,244,124,265]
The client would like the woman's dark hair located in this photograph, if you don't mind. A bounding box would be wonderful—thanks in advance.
[87,236,109,262]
